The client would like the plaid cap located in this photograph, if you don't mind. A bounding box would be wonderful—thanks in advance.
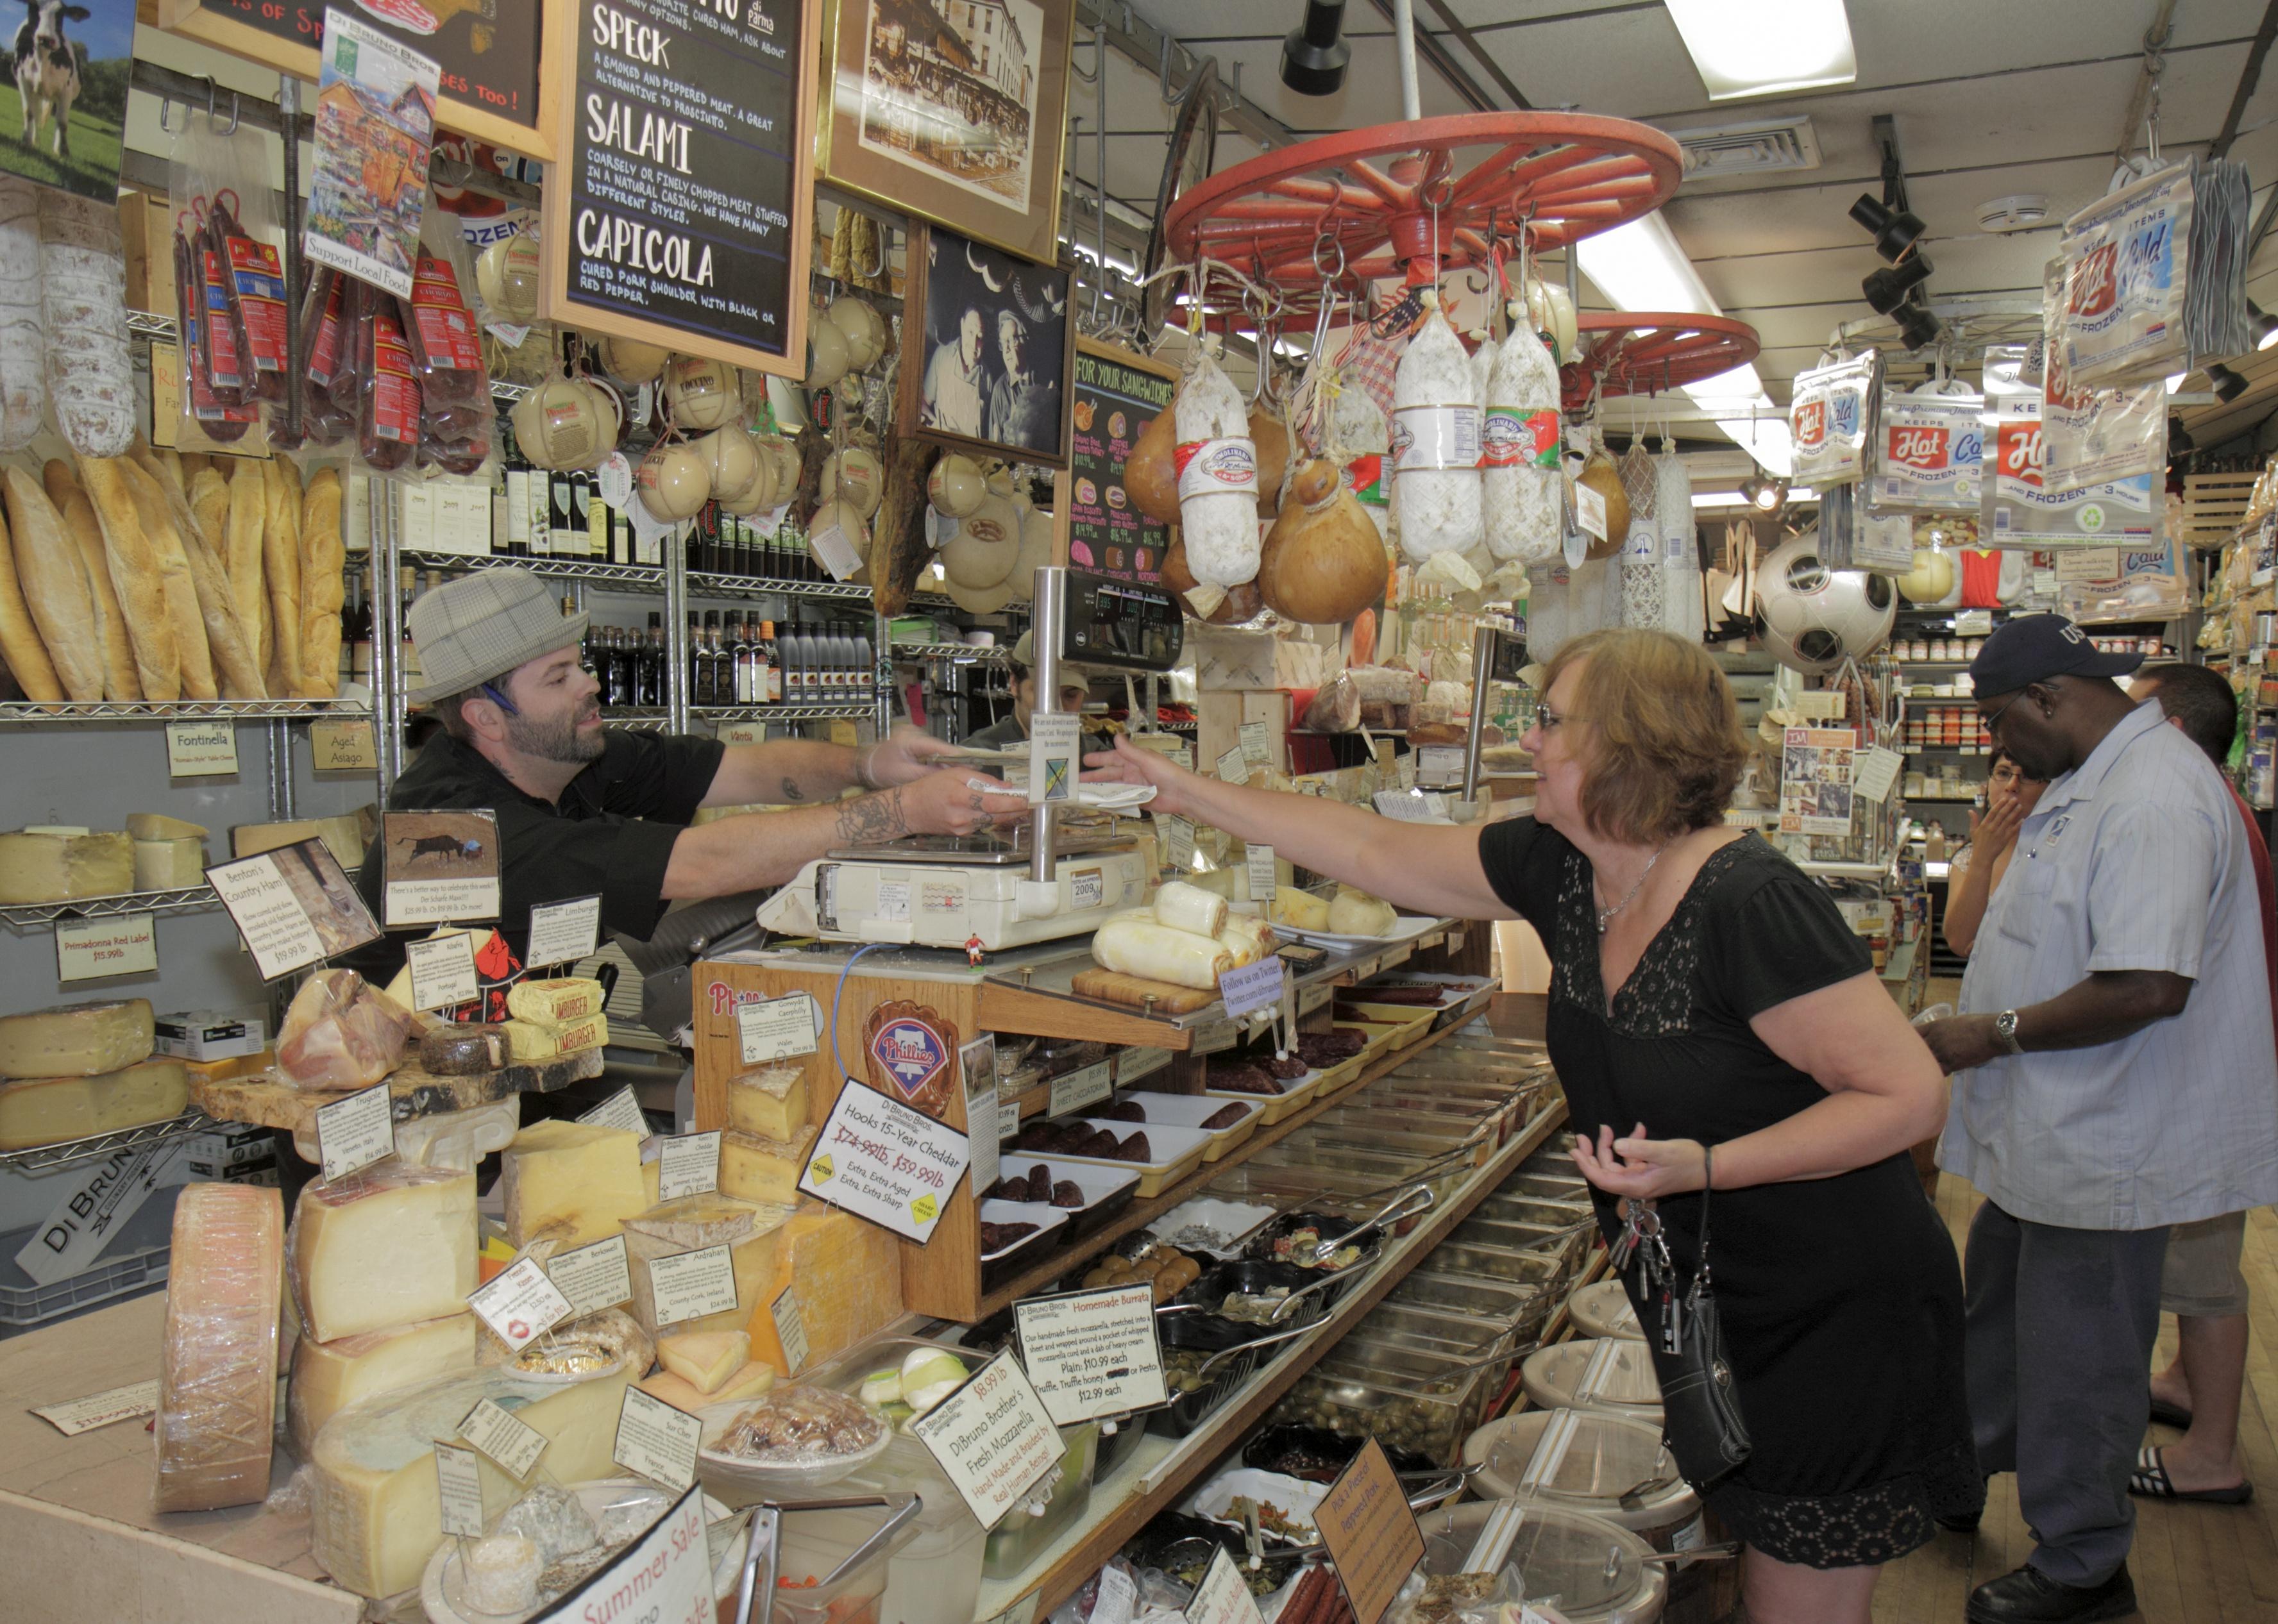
[407,567,587,704]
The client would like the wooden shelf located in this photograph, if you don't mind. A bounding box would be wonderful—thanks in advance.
[968,1038,1566,1619]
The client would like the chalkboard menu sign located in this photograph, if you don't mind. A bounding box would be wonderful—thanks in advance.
[155,0,547,155]
[537,0,818,376]
[1066,339,1177,585]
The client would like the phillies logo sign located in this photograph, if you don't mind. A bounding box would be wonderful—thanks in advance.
[1888,426,1949,470]
[2070,243,2118,317]
[870,1019,950,1103]
[1794,399,1826,449]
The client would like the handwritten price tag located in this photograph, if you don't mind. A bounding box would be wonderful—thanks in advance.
[467,1257,575,1353]
[314,1082,394,1184]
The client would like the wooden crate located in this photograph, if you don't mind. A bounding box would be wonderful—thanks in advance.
[2174,471,2263,551]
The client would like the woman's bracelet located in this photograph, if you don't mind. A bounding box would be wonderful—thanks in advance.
[856,742,884,791]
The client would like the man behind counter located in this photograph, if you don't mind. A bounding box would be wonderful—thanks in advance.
[963,630,1103,751]
[348,569,1028,966]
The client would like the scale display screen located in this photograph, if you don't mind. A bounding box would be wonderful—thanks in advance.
[1060,573,1183,673]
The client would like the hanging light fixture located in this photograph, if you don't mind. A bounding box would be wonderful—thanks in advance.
[1848,194,1925,263]
[2207,363,2248,403]
[1895,296,1943,352]
[1281,1,1351,95]
[2252,302,2278,351]
[1739,469,1789,513]
[1863,253,1934,315]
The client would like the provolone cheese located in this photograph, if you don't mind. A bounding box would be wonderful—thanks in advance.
[500,1119,646,1248]
[291,1164,477,1343]
[232,812,366,869]
[0,1057,187,1148]
[133,835,206,891]
[719,1123,820,1207]
[0,998,154,1078]
[726,1065,809,1142]
[638,1360,773,1411]
[0,828,133,903]
[286,1312,478,1459]
[155,1184,285,1511]
[308,1364,635,1597]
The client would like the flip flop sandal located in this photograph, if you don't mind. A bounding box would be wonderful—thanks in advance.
[2149,1398,2193,1428]
[2129,1445,2256,1504]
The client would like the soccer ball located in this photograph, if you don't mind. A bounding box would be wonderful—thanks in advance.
[1757,530,1896,676]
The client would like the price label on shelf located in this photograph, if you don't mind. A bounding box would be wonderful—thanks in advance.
[1245,844,1276,905]
[459,1399,548,1482]
[1047,1060,1113,1118]
[547,1234,633,1318]
[310,721,377,772]
[164,722,237,777]
[55,913,156,984]
[526,894,603,969]
[314,1082,395,1184]
[1218,957,1286,1021]
[612,1387,703,1492]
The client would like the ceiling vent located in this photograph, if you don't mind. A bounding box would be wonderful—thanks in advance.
[1667,115,1822,181]
[1978,194,2053,233]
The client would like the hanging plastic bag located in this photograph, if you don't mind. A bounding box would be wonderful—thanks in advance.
[1982,344,2161,546]
[400,206,490,446]
[1391,293,1483,562]
[1876,387,1983,510]
[1617,440,1662,627]
[1655,447,1703,642]
[2057,162,2193,391]
[351,275,421,474]
[164,108,269,445]
[1790,351,1882,489]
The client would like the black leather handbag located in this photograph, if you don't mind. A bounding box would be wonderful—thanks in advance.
[1633,1146,1753,1489]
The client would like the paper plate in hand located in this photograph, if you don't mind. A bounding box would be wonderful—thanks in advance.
[1075,782,1158,811]
[1271,916,1440,950]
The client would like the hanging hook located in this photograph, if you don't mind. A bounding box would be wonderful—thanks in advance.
[857,221,888,281]
[1069,24,1101,83]
[158,96,176,134]
[1158,38,1210,108]
[217,90,241,138]
[203,76,219,125]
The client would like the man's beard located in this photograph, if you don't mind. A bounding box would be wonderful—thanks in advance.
[505,704,605,765]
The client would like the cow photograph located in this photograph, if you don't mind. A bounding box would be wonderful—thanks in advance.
[2,0,127,199]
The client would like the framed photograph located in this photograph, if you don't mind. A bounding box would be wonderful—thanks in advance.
[820,0,1074,264]
[899,223,1076,467]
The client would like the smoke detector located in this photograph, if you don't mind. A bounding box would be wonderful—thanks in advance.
[1977,194,2052,233]
[1666,115,1821,180]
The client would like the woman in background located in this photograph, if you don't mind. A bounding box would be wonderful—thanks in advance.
[1941,749,2048,957]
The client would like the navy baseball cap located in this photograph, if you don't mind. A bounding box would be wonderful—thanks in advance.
[1968,613,2143,696]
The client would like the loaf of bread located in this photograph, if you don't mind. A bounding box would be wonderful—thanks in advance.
[121,455,262,699]
[0,465,100,699]
[261,459,302,699]
[298,469,343,698]
[112,453,214,698]
[40,460,134,700]
[189,467,228,560]
[0,483,60,701]
[221,460,266,674]
[74,455,179,701]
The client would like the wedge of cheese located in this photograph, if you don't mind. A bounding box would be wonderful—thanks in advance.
[500,1120,646,1248]
[133,835,206,891]
[505,978,606,1025]
[156,1184,285,1511]
[657,1329,749,1394]
[0,828,133,903]
[0,1057,187,1149]
[1271,885,1331,932]
[308,1364,635,1597]
[126,812,208,841]
[638,1360,774,1412]
[745,1204,902,1376]
[500,1019,559,1063]
[286,1312,478,1459]
[727,1064,809,1142]
[719,1123,820,1207]
[622,1193,789,1338]
[232,810,370,869]
[0,998,154,1078]
[545,1012,608,1055]
[291,1164,477,1343]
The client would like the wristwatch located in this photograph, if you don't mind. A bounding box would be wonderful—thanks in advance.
[1993,1009,2025,1055]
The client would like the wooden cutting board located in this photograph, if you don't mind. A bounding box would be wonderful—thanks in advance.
[189,1046,608,1133]
[1070,967,1218,1013]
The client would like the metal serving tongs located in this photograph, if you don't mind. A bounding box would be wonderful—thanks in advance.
[1305,1184,1436,1265]
[733,1492,923,1624]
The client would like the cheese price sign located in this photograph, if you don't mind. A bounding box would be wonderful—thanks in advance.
[541,0,821,377]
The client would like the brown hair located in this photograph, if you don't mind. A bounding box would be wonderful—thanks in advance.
[428,692,477,743]
[1540,628,1746,842]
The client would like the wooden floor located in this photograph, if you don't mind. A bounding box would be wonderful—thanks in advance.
[1872,1149,2278,1620]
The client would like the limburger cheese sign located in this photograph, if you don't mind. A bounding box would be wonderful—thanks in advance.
[539,0,820,377]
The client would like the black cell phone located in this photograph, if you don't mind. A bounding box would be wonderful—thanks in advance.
[1276,943,1329,969]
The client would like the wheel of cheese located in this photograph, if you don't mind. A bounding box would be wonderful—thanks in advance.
[155,1182,285,1511]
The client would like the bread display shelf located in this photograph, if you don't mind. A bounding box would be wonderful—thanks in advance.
[0,1107,212,1172]
[189,1047,606,1134]
[0,884,219,928]
[0,699,373,724]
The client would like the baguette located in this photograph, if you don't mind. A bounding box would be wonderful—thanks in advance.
[119,456,262,698]
[223,460,267,672]
[298,469,344,698]
[260,459,303,697]
[74,456,179,699]
[116,453,214,698]
[40,460,135,699]
[0,487,60,700]
[189,466,228,555]
[0,465,101,699]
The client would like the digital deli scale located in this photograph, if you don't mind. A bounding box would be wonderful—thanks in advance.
[755,569,1182,951]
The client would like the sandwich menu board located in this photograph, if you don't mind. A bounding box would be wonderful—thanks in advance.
[538,0,818,377]
[1065,339,1177,585]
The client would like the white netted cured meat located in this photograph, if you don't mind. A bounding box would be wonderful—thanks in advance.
[1174,349,1260,586]
[38,190,132,457]
[0,179,43,451]
[1617,444,1663,628]
[1483,322,1563,563]
[155,1183,284,1511]
[1655,451,1703,642]
[1391,299,1482,562]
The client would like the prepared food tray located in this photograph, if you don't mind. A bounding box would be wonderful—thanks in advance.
[985,1156,1140,1244]
[1200,1049,1327,1125]
[976,1198,1070,1291]
[1038,1118,1211,1196]
[1151,1196,1278,1259]
[1095,1089,1262,1160]
[1333,1001,1442,1051]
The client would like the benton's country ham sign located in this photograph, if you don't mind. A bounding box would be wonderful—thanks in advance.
[539,0,819,378]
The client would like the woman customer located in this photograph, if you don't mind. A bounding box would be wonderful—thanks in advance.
[1087,628,1978,1624]
[1941,749,2048,956]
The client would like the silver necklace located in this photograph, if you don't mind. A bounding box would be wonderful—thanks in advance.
[1595,837,1676,933]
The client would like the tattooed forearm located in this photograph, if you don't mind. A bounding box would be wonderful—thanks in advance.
[834,787,909,845]
[780,777,806,801]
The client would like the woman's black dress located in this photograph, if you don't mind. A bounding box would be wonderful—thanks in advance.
[1479,819,1981,1567]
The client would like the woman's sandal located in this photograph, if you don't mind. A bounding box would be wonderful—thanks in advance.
[2129,1445,2254,1505]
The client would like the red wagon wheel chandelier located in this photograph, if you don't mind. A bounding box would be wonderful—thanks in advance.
[1560,312,1762,410]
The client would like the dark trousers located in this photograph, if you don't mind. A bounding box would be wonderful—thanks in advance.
[1963,1200,2170,1587]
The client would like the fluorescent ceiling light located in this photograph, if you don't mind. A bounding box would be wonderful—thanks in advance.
[1692,487,1818,509]
[1666,0,1858,101]
[1577,214,1793,476]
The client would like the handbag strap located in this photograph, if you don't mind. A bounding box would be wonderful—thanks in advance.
[1695,1144,1714,1288]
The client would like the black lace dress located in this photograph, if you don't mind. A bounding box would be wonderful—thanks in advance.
[1479,820,1982,1568]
